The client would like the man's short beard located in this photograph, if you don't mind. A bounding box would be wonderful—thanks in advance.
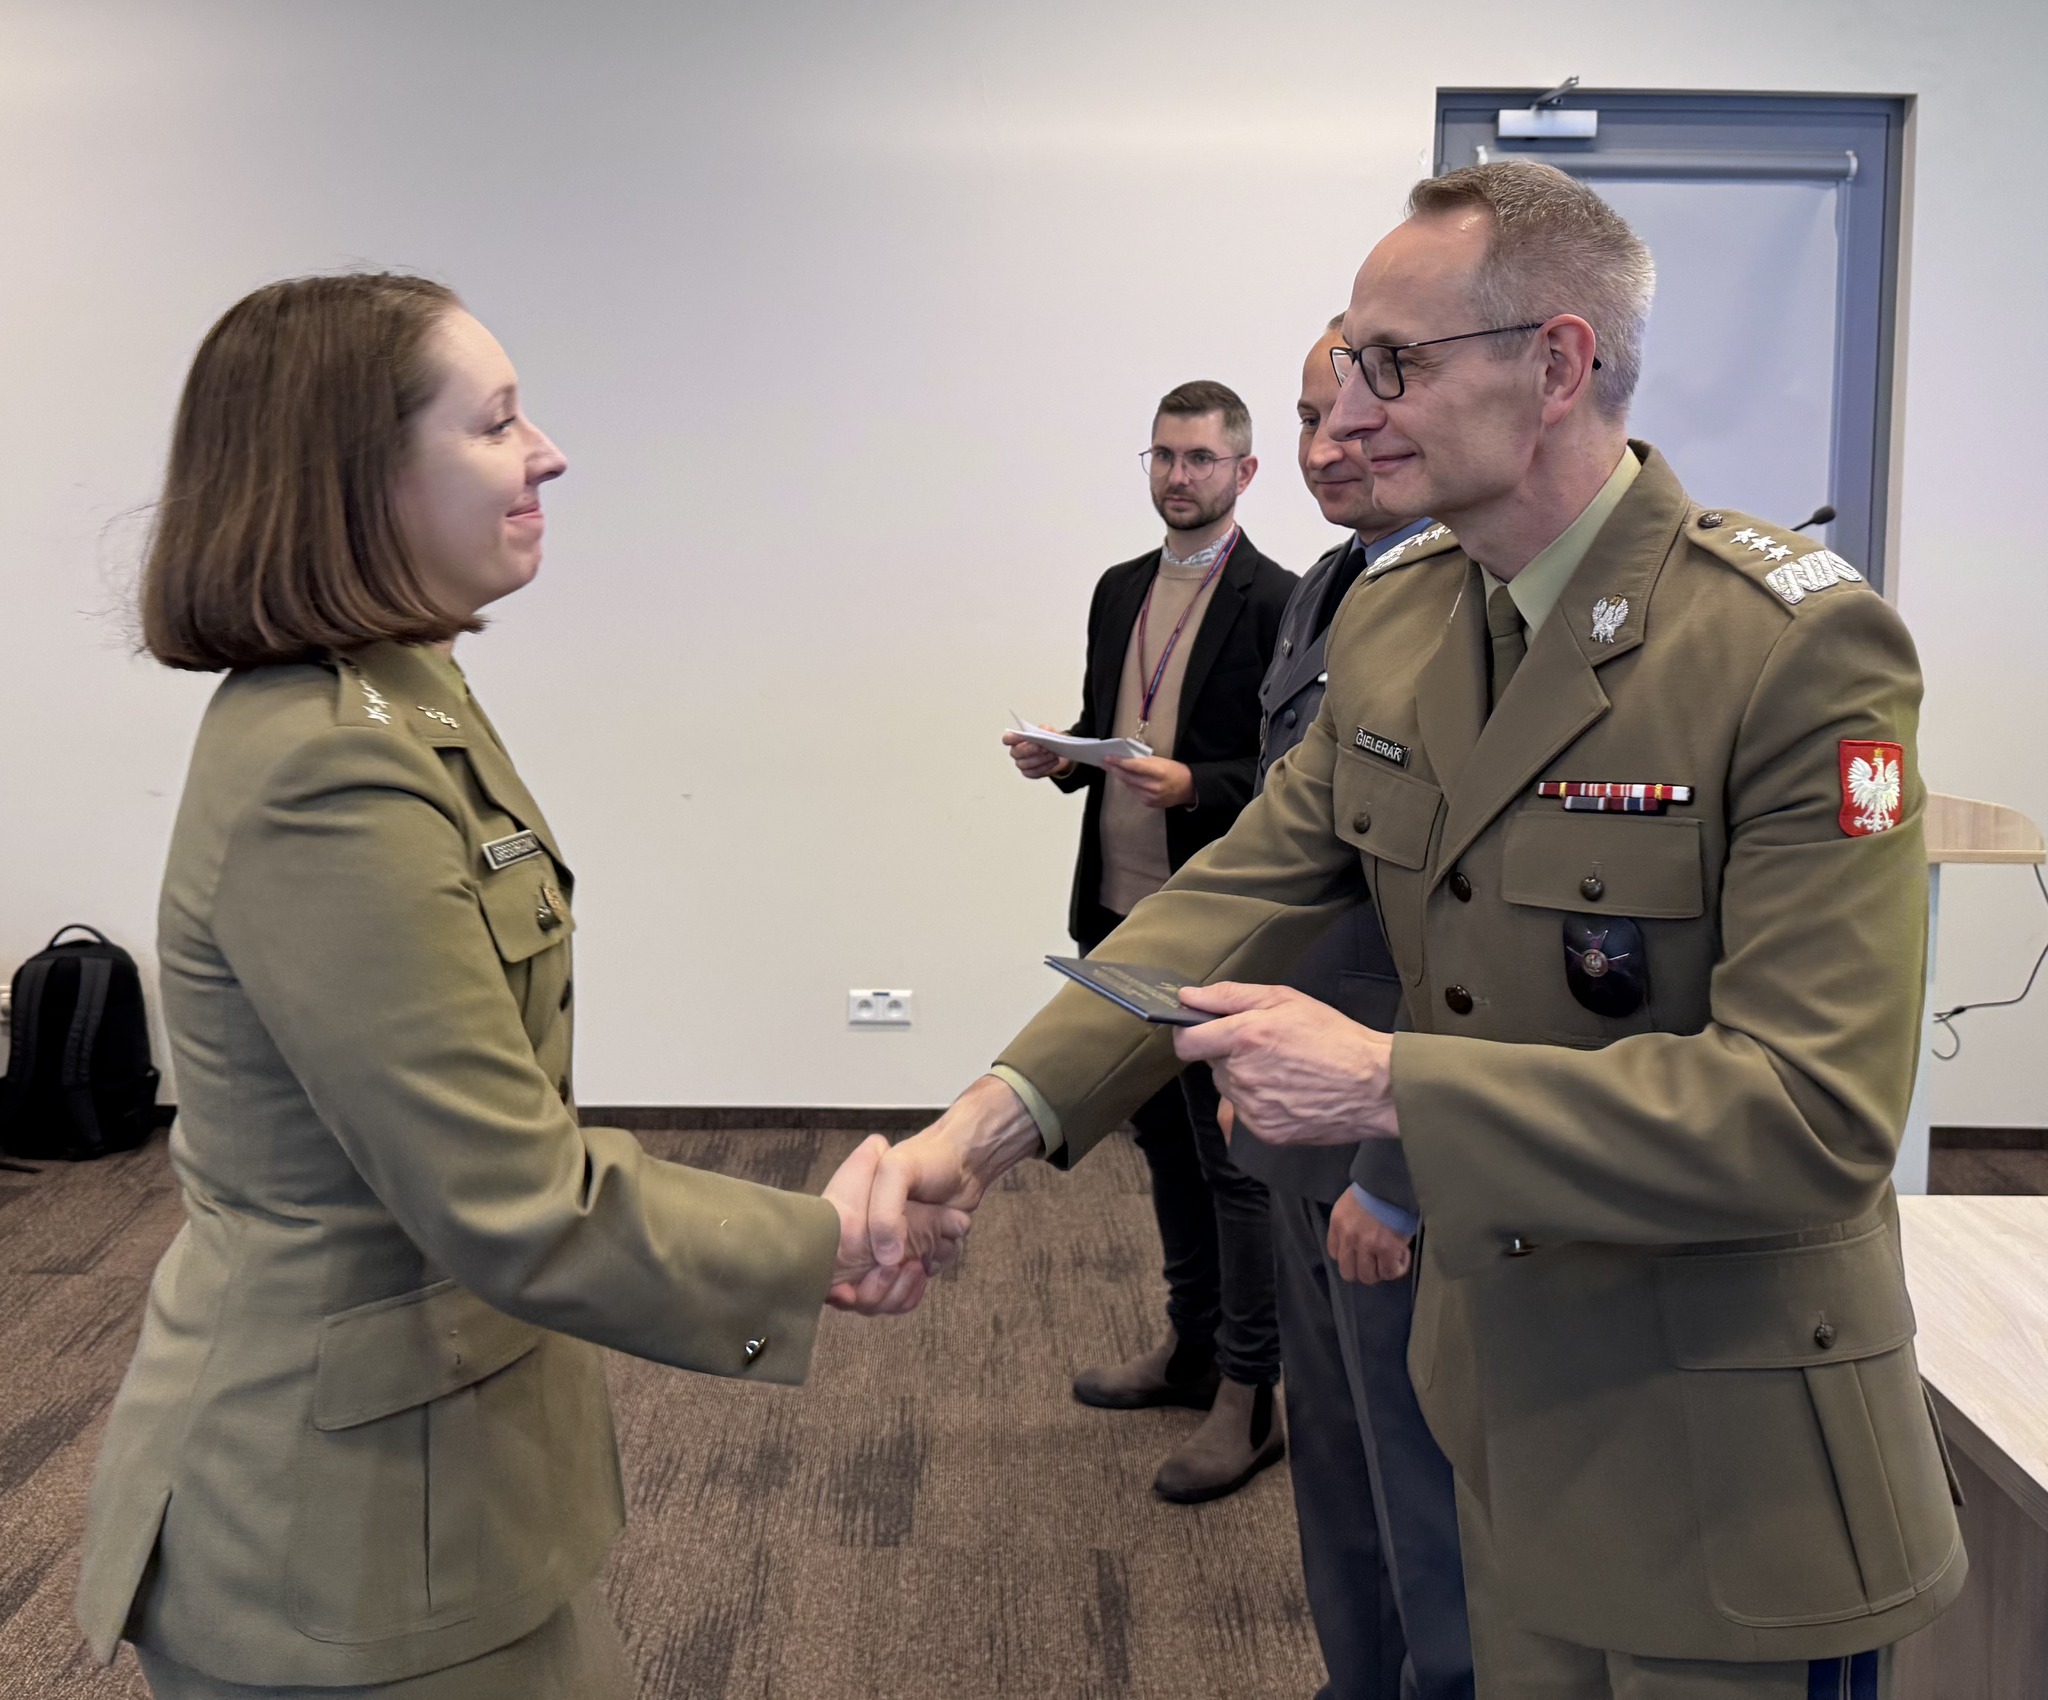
[1152,483,1237,533]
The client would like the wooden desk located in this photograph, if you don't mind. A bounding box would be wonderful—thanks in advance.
[1895,1195,2048,1697]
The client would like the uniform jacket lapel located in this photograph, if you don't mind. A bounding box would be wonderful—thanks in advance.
[1263,628,1329,715]
[346,642,569,873]
[1431,448,1689,885]
[1411,561,1489,801]
[1260,543,1345,714]
[462,710,571,874]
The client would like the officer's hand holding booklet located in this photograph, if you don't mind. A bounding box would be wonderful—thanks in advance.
[1046,957,1217,1026]
[1008,714,1152,769]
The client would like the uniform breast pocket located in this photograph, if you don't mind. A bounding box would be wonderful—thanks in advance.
[1501,810,1704,918]
[477,856,574,1056]
[478,856,574,961]
[288,1281,544,1643]
[1502,811,1703,1035]
[1655,1224,1961,1628]
[1331,750,1441,985]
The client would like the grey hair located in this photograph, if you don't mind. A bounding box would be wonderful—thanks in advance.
[1407,160,1654,419]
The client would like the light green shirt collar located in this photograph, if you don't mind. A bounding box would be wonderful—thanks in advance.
[1481,447,1641,634]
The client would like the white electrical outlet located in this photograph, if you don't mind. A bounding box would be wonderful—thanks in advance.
[847,989,914,1027]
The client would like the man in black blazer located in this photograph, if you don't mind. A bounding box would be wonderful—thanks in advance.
[1004,380,1297,1502]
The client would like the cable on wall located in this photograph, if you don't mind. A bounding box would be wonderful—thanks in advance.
[1930,863,2048,1060]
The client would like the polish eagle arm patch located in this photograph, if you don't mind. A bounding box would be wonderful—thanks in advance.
[1839,741,1905,836]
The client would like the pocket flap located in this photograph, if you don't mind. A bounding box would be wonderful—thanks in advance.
[477,859,575,964]
[314,1280,544,1430]
[1332,751,1440,872]
[1656,1223,1914,1369]
[1503,811,1704,918]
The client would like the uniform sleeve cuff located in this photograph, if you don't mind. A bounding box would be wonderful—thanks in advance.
[988,1065,1061,1156]
[1349,1183,1419,1238]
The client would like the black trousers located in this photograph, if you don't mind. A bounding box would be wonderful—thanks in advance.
[1272,1191,1472,1700]
[1078,901,1280,1386]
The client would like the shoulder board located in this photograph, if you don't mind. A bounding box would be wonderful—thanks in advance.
[1687,508,1870,609]
[333,655,401,730]
[331,646,470,742]
[1363,522,1459,581]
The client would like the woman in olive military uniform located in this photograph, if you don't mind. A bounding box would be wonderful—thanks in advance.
[76,273,965,1697]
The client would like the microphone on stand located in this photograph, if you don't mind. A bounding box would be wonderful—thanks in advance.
[1791,504,1836,533]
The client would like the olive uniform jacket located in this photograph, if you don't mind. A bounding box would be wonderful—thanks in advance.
[76,642,840,1687]
[998,447,1966,1663]
[1232,531,1427,1208]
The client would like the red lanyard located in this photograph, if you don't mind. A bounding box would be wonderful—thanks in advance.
[1135,529,1237,735]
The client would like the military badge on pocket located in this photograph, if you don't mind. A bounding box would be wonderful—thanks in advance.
[1562,914,1647,1018]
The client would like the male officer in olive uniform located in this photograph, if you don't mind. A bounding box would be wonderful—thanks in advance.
[1233,316,1471,1700]
[874,161,1963,1697]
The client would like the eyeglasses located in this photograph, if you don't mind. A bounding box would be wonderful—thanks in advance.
[1329,323,1548,401]
[1140,448,1245,482]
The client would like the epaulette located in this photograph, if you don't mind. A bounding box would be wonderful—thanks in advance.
[1363,521,1459,581]
[1686,508,1869,609]
[330,648,469,743]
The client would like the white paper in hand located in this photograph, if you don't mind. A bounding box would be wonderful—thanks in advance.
[1009,714,1152,769]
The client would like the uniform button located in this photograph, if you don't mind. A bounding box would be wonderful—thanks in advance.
[1448,870,1473,902]
[1444,985,1474,1015]
[1505,1237,1535,1257]
[1282,709,1297,728]
[1698,511,1725,529]
[1580,875,1605,901]
[1352,810,1373,834]
[742,1336,769,1363]
[1813,1320,1836,1350]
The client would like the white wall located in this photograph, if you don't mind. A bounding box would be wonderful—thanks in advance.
[2,0,2042,1119]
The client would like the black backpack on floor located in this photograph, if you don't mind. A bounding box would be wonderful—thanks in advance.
[0,925,162,1161]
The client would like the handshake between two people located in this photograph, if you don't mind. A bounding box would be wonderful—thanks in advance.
[821,982,1401,1317]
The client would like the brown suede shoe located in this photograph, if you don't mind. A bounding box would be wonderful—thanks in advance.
[1151,1378,1285,1504]
[1071,1331,1220,1411]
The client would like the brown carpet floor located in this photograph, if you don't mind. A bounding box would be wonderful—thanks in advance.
[3,1127,2041,1698]
[0,1127,1324,1698]
[1929,1139,2048,1195]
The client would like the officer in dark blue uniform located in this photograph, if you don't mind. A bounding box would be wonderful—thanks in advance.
[1226,322,1472,1700]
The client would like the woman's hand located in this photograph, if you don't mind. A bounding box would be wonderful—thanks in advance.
[822,1135,972,1315]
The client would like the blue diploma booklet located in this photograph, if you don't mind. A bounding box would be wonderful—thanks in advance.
[1045,956,1216,1026]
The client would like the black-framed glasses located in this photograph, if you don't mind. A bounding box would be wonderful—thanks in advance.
[1140,448,1245,481]
[1330,322,1547,401]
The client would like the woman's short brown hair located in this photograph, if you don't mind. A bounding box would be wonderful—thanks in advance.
[141,272,473,671]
